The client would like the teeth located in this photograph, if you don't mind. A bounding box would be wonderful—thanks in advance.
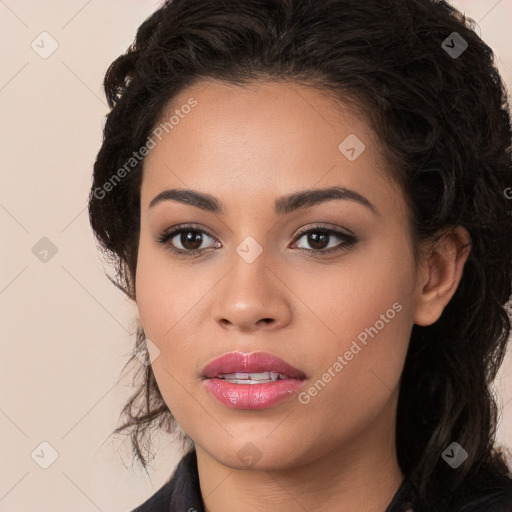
[217,371,289,384]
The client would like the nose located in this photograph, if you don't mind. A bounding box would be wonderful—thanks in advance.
[211,250,292,333]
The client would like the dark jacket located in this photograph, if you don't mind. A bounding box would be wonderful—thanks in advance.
[129,449,512,511]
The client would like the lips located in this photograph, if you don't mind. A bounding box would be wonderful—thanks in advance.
[201,351,307,409]
[201,351,307,380]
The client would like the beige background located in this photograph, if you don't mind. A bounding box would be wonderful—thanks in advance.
[0,1,511,511]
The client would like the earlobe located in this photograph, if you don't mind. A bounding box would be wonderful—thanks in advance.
[413,226,471,326]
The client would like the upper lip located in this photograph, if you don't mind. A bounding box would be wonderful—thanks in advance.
[201,351,307,379]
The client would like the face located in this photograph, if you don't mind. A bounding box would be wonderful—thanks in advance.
[135,79,422,470]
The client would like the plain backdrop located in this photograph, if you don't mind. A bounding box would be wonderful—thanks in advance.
[1,1,511,511]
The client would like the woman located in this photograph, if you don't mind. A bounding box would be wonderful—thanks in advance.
[88,0,512,510]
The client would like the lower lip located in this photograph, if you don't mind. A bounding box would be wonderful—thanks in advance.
[203,377,306,409]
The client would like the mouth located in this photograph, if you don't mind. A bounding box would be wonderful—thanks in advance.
[201,351,307,409]
[201,351,307,381]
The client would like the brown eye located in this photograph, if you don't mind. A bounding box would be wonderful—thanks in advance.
[293,227,357,254]
[157,225,219,258]
[304,230,330,250]
[178,230,204,251]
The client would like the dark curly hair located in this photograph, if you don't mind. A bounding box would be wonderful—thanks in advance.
[88,0,512,509]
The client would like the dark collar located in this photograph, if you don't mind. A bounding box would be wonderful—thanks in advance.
[131,448,415,512]
[130,449,204,512]
[167,449,205,512]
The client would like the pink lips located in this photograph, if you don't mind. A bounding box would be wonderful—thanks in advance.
[201,351,307,409]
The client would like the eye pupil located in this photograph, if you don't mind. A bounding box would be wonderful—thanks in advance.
[308,231,329,250]
[182,231,203,250]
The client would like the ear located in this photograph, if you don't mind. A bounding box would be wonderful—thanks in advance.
[413,226,471,326]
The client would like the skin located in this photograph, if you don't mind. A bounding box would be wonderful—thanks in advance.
[135,79,470,512]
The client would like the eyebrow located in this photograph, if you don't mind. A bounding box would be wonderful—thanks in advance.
[149,186,377,215]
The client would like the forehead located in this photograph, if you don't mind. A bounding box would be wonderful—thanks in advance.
[140,79,399,215]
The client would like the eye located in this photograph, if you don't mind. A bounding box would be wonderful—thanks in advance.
[291,225,358,255]
[157,223,358,259]
[157,224,220,258]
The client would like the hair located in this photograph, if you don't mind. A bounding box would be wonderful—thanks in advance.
[88,0,512,509]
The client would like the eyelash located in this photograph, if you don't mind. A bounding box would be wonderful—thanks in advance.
[157,223,358,259]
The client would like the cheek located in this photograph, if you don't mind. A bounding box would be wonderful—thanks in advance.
[135,248,201,415]
[291,230,415,344]
[135,239,205,343]
[135,244,167,337]
[293,268,412,382]
[290,234,415,414]
[134,240,219,411]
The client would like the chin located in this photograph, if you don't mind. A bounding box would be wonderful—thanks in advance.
[205,437,308,471]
